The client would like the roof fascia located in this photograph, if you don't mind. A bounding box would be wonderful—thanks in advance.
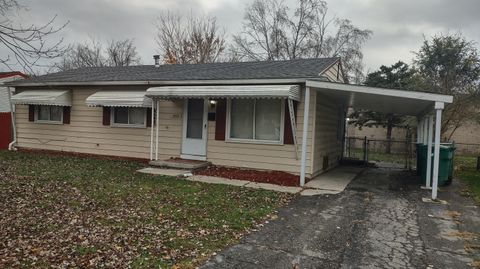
[306,80,453,104]
[8,78,311,87]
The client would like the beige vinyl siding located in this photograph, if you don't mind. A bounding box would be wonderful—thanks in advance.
[311,92,343,176]
[206,88,316,176]
[15,87,182,160]
[15,84,319,178]
[322,61,345,83]
[310,61,346,176]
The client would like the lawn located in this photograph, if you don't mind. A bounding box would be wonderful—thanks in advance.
[455,155,480,203]
[0,150,292,268]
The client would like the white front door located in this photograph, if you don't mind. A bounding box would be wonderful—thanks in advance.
[181,99,208,160]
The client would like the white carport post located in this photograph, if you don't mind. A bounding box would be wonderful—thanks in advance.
[425,114,434,188]
[299,86,311,187]
[150,100,155,160]
[432,102,444,200]
[417,118,422,143]
[155,100,160,161]
[422,116,428,145]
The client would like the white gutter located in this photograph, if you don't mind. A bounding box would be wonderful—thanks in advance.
[7,78,326,87]
[7,86,17,151]
[306,80,453,104]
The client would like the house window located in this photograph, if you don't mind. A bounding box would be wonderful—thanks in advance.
[228,99,284,143]
[35,105,63,123]
[111,107,146,127]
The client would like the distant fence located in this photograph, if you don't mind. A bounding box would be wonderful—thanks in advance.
[452,142,480,156]
[344,136,415,169]
[345,136,480,169]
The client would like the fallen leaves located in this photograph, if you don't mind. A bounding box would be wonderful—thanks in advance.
[0,151,292,268]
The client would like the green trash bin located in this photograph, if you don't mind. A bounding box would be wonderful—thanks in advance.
[441,144,455,185]
[437,145,451,186]
[416,144,429,183]
[419,144,455,186]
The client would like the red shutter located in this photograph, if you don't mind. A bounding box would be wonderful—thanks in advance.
[63,107,71,124]
[28,105,35,122]
[102,107,111,126]
[215,99,227,140]
[146,108,152,127]
[284,101,298,145]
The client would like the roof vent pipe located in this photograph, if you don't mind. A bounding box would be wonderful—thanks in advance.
[153,55,160,67]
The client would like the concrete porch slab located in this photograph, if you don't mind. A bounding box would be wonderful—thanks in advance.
[137,167,190,177]
[304,166,364,194]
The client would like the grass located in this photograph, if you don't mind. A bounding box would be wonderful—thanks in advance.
[0,150,291,268]
[454,155,480,203]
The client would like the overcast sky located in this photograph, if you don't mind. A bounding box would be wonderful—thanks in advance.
[4,0,480,73]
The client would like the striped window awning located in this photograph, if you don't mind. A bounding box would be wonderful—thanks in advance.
[86,91,152,107]
[145,85,301,101]
[11,90,72,106]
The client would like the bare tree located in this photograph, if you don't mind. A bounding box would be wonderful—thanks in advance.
[231,0,372,81]
[0,0,67,73]
[155,12,226,64]
[55,39,104,71]
[55,38,141,71]
[106,39,141,67]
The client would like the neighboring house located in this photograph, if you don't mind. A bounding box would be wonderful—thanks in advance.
[7,58,453,189]
[0,72,27,149]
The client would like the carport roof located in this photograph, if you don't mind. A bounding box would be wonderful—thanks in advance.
[306,80,453,116]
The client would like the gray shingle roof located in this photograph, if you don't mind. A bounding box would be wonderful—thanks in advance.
[12,58,339,86]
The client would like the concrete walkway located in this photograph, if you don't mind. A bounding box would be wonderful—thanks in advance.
[138,168,303,194]
[201,168,480,269]
[302,166,364,195]
[139,166,363,195]
[190,175,302,194]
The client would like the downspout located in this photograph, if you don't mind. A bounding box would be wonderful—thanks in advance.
[7,86,17,151]
[299,86,311,186]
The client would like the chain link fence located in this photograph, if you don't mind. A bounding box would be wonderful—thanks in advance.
[344,136,416,169]
[344,136,480,170]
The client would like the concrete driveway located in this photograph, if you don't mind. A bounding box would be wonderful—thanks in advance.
[201,168,480,269]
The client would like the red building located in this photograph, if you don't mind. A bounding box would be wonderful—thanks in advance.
[0,72,27,149]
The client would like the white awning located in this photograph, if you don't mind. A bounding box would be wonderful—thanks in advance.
[11,90,72,106]
[85,91,152,107]
[145,85,301,101]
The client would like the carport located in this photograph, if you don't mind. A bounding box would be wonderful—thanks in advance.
[301,80,454,200]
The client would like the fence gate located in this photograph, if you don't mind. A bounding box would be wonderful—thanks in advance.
[344,136,416,169]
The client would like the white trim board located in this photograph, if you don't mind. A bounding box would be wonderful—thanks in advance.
[306,80,453,104]
[9,78,323,87]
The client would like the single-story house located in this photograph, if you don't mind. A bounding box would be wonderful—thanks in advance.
[6,57,453,199]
